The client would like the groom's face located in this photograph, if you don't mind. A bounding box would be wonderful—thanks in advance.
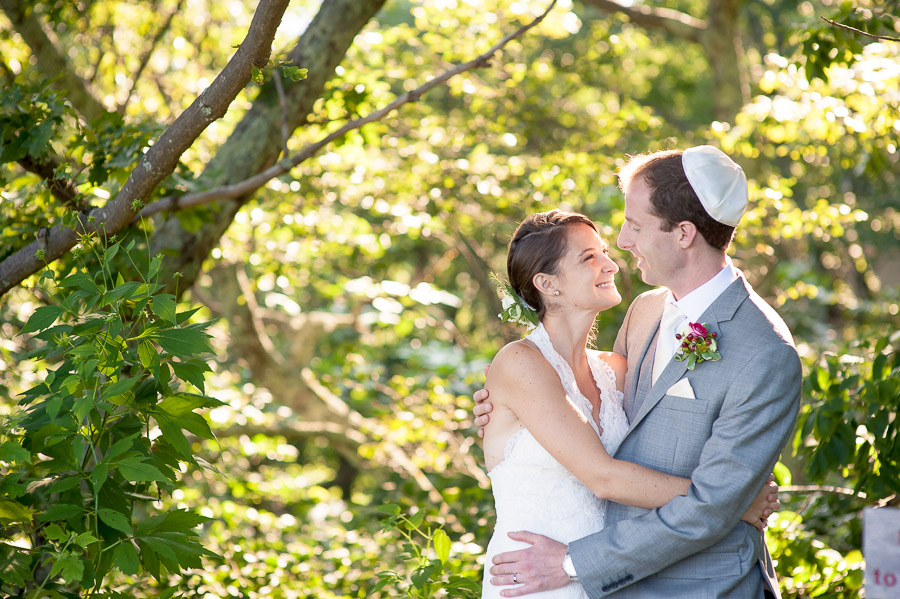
[617,176,681,288]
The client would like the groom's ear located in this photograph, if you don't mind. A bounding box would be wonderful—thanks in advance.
[676,221,699,249]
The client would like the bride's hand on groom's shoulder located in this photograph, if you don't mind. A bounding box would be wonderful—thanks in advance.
[473,363,493,438]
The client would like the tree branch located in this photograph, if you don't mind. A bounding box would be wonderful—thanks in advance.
[0,0,290,297]
[781,484,868,500]
[16,154,87,211]
[137,0,559,220]
[0,0,108,122]
[580,0,706,44]
[822,16,900,43]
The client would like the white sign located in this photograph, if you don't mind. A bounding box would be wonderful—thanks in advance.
[865,507,900,598]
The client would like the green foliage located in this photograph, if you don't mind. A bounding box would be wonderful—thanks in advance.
[801,3,900,83]
[2,1,899,598]
[0,234,220,597]
[372,504,480,598]
[767,510,865,598]
[0,80,71,165]
[799,332,899,498]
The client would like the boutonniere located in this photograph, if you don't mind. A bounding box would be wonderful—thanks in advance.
[674,322,721,370]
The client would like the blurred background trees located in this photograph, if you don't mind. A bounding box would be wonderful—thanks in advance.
[1,0,897,597]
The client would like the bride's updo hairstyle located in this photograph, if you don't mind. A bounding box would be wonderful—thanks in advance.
[507,210,597,319]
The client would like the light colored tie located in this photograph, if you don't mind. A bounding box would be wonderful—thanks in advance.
[652,300,685,384]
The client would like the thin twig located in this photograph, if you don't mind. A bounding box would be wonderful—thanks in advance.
[781,484,868,500]
[822,16,900,42]
[235,263,284,366]
[272,70,291,159]
[120,0,186,112]
[300,367,449,510]
[138,0,558,220]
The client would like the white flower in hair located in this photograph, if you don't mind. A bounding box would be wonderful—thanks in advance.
[492,274,539,332]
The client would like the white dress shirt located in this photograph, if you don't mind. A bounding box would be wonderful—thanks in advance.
[654,259,740,378]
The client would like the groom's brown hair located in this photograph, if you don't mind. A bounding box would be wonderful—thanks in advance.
[619,151,736,250]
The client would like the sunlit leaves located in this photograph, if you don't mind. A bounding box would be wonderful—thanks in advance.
[1,236,218,595]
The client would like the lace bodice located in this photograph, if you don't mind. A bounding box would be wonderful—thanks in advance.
[483,324,629,599]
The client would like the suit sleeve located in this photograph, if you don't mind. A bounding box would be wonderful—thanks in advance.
[568,341,802,597]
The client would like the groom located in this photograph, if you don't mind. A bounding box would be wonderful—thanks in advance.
[473,146,801,598]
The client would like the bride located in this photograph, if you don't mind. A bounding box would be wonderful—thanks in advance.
[482,210,775,599]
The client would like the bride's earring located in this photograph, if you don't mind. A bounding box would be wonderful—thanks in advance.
[554,290,560,296]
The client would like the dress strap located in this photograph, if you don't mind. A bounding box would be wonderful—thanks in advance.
[525,324,603,438]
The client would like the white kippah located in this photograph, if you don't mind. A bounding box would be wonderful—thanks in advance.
[682,145,748,226]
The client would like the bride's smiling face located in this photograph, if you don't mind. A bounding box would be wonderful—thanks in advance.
[541,224,621,313]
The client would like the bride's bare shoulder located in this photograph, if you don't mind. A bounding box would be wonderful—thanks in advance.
[489,339,554,382]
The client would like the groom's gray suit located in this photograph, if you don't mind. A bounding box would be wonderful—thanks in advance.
[569,274,801,598]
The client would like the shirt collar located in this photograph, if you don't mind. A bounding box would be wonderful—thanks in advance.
[666,258,740,323]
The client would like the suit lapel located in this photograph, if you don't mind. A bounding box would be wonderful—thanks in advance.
[624,276,751,436]
[629,326,658,420]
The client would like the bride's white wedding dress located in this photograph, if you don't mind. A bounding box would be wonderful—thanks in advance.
[483,323,629,599]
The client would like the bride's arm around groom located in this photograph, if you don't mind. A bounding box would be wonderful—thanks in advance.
[481,147,801,598]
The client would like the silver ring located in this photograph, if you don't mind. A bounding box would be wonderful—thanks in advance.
[513,573,518,584]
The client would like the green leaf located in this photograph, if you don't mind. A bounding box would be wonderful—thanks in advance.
[408,511,425,529]
[433,528,450,563]
[137,509,209,536]
[100,376,140,401]
[0,498,34,525]
[107,433,140,460]
[283,66,308,81]
[154,326,212,358]
[44,523,67,542]
[0,440,31,464]
[47,476,82,494]
[23,119,55,156]
[151,294,177,324]
[98,507,132,535]
[171,360,210,393]
[152,413,192,458]
[74,531,100,549]
[59,272,102,294]
[91,463,110,493]
[0,541,32,587]
[251,65,264,84]
[103,243,120,263]
[103,280,141,304]
[773,461,792,486]
[138,339,159,369]
[20,305,64,335]
[376,503,401,516]
[38,503,82,522]
[49,554,84,583]
[116,456,168,482]
[114,541,141,575]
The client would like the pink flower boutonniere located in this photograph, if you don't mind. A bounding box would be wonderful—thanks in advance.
[674,322,721,370]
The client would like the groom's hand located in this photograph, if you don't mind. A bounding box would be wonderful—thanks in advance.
[473,364,493,438]
[490,531,569,596]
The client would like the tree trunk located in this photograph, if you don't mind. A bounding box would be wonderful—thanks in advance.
[702,0,748,122]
